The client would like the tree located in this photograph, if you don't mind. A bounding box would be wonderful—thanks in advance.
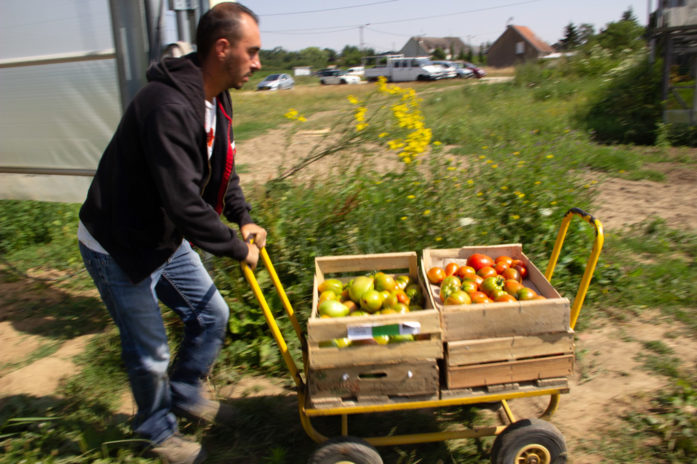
[339,45,363,66]
[298,47,330,69]
[560,22,580,50]
[578,23,595,46]
[622,7,638,23]
[593,10,645,54]
[431,47,446,60]
[324,48,338,64]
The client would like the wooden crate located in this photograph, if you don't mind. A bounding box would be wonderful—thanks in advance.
[444,354,574,389]
[445,331,575,366]
[309,252,443,369]
[308,359,439,409]
[308,252,442,406]
[442,331,575,389]
[421,244,571,341]
[421,244,575,391]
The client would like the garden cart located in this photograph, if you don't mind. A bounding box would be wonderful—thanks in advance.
[240,207,604,464]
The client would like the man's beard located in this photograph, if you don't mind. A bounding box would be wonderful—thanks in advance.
[224,54,246,90]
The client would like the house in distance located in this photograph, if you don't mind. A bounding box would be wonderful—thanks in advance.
[400,36,468,59]
[487,25,555,67]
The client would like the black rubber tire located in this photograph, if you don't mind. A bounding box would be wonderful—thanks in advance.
[308,436,383,464]
[490,418,567,464]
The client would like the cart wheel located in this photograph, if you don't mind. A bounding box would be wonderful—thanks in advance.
[308,436,383,464]
[490,418,567,464]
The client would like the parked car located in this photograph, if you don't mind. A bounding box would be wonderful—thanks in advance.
[256,73,294,91]
[319,70,361,85]
[432,61,458,79]
[346,66,365,77]
[314,68,337,77]
[452,63,475,78]
[463,62,486,78]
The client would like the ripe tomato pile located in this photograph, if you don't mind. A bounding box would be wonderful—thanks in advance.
[426,253,545,305]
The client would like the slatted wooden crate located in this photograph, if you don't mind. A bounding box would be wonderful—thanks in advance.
[421,244,570,341]
[308,360,440,409]
[307,252,442,408]
[443,331,575,389]
[421,244,574,390]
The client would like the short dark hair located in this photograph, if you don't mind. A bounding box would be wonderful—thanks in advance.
[196,2,259,59]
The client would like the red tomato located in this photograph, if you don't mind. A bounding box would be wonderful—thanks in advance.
[494,262,510,274]
[456,265,477,281]
[513,264,528,280]
[477,266,498,279]
[469,291,491,304]
[444,262,460,277]
[489,288,508,301]
[495,293,517,303]
[495,255,513,267]
[501,267,522,282]
[466,253,495,272]
[427,267,445,284]
[503,279,523,296]
[473,275,484,287]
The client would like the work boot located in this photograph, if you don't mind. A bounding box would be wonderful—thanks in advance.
[173,399,238,426]
[150,433,206,464]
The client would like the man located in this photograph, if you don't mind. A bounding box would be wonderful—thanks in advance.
[78,3,265,463]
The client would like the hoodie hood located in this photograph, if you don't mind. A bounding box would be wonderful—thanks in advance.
[146,53,205,118]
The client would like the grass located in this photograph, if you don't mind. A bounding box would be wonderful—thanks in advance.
[1,71,697,463]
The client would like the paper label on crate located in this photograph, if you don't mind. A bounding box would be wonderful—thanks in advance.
[346,322,421,340]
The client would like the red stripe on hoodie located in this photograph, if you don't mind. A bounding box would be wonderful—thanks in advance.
[215,100,235,215]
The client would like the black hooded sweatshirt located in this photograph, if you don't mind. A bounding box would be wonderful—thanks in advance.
[79,53,253,284]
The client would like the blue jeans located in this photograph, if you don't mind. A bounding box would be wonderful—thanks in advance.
[79,241,229,443]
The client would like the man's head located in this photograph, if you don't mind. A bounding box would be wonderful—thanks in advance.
[196,2,261,91]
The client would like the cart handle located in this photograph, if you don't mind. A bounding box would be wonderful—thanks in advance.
[544,207,604,330]
[241,247,306,390]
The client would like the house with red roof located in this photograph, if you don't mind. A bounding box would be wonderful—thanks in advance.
[487,25,555,67]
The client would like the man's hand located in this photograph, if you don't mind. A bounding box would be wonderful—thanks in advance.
[244,241,260,269]
[240,223,267,249]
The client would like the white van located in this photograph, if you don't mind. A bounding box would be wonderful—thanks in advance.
[363,55,447,82]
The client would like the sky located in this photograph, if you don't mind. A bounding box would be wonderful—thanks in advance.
[238,0,651,53]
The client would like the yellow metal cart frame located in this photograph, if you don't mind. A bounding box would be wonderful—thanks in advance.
[241,207,604,464]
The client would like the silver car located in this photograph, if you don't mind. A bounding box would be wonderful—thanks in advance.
[257,73,294,91]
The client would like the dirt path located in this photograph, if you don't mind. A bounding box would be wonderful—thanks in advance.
[2,131,697,462]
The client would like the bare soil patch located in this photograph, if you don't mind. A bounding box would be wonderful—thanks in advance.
[593,163,697,232]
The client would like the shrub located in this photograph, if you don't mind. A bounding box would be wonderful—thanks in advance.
[579,56,662,145]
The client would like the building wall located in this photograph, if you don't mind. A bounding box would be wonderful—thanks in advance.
[487,28,545,68]
[400,38,427,57]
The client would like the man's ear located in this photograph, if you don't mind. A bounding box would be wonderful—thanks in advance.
[213,37,230,60]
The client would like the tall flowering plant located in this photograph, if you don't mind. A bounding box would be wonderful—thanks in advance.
[276,77,438,180]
